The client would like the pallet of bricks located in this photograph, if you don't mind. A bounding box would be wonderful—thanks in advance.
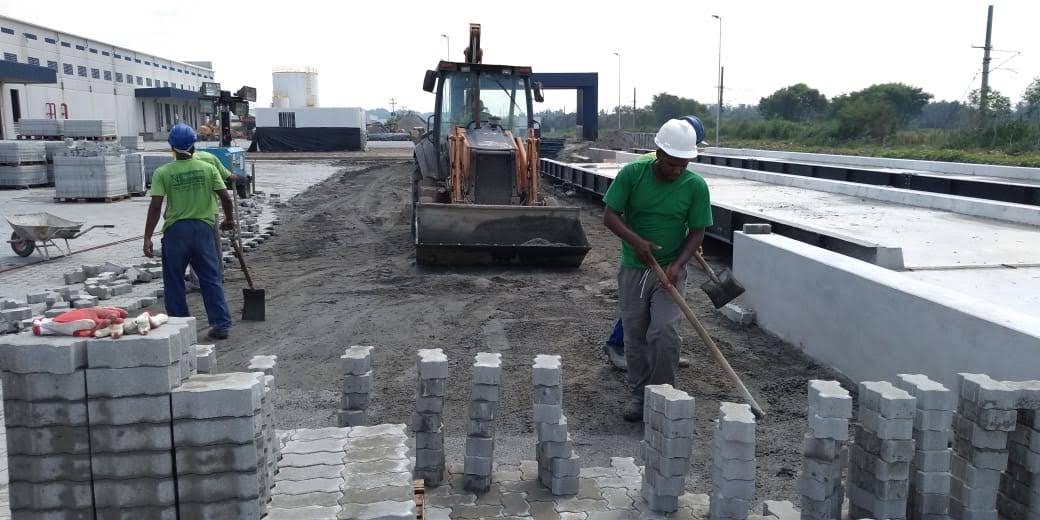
[53,141,130,202]
[63,119,117,140]
[0,140,48,188]
[15,118,63,140]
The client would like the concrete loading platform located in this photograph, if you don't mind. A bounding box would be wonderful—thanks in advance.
[541,150,1040,389]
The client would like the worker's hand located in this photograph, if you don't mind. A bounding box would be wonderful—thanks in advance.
[661,263,683,288]
[143,238,154,258]
[220,218,236,231]
[227,174,239,184]
[632,238,661,267]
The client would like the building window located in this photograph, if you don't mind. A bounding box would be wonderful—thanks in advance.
[28,57,39,66]
[162,65,167,70]
[163,81,168,87]
[0,28,14,35]
[278,112,296,128]
[153,63,159,68]
[63,63,73,75]
[45,37,57,44]
[125,74,132,84]
[24,33,37,40]
[103,70,111,81]
[146,78,152,86]
[47,60,57,70]
[144,60,150,65]
[136,76,142,86]
[124,57,131,62]
[134,58,141,63]
[113,52,121,59]
[90,68,99,79]
[115,72,123,82]
[102,51,110,56]
[3,53,16,62]
[76,45,85,51]
[61,42,71,48]
[89,48,97,54]
[77,66,87,77]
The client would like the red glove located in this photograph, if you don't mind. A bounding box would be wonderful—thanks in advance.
[51,307,128,337]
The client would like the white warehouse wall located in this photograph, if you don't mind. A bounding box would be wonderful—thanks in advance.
[255,107,365,128]
[0,15,215,139]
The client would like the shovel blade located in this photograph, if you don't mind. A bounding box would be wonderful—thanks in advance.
[699,269,745,309]
[242,288,266,321]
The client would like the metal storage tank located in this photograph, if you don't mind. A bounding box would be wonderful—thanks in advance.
[271,66,319,108]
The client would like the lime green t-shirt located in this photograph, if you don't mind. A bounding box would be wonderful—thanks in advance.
[194,150,231,182]
[603,158,713,268]
[150,158,225,231]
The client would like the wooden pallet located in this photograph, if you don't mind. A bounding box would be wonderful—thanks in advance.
[128,191,147,197]
[54,193,131,203]
[0,161,48,167]
[414,479,425,519]
[0,182,51,190]
[15,135,63,141]
[78,135,118,141]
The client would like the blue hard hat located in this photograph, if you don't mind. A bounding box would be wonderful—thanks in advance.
[168,123,197,152]
[681,116,706,145]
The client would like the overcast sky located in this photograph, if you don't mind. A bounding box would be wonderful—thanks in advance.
[5,0,1038,114]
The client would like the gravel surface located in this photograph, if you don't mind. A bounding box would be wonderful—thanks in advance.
[201,160,845,504]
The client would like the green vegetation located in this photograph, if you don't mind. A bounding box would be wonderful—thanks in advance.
[536,77,1040,167]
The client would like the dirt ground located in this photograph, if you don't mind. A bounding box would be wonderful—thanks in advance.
[194,159,843,503]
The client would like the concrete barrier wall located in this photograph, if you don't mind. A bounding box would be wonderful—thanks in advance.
[693,163,1040,226]
[706,146,1040,182]
[732,231,1040,389]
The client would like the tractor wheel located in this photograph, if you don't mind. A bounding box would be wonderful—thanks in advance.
[10,232,34,257]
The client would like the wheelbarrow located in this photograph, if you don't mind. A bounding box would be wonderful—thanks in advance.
[6,212,114,259]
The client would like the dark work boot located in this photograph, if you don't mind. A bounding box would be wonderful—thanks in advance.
[623,399,644,422]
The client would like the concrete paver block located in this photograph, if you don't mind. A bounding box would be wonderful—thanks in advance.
[341,346,373,375]
[90,423,173,452]
[9,480,94,510]
[87,395,170,425]
[7,453,92,482]
[177,499,262,519]
[721,302,756,326]
[897,373,955,411]
[1,370,86,401]
[92,477,176,507]
[860,381,917,419]
[173,415,263,446]
[176,472,261,501]
[85,364,181,397]
[0,333,88,374]
[5,425,90,455]
[472,352,502,385]
[4,399,88,427]
[342,372,371,394]
[90,451,175,479]
[86,327,181,368]
[417,349,448,379]
[808,380,852,419]
[247,355,277,376]
[532,355,561,386]
[176,443,261,474]
[171,373,263,419]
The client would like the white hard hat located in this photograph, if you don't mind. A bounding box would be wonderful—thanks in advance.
[654,119,699,159]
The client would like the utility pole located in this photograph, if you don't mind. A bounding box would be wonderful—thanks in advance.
[973,5,994,123]
[389,98,397,116]
[613,52,621,130]
[633,87,636,129]
[441,34,450,60]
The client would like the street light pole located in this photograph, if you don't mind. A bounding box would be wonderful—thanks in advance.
[712,14,722,145]
[613,52,621,130]
[441,34,450,60]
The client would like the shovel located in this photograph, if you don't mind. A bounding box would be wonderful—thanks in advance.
[694,252,745,309]
[232,239,266,321]
[230,189,265,321]
[648,257,767,419]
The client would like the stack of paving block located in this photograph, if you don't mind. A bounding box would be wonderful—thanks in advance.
[0,334,95,517]
[849,381,916,520]
[464,352,502,492]
[897,374,955,520]
[0,140,48,187]
[533,353,579,496]
[711,402,756,520]
[86,321,192,518]
[54,142,128,200]
[142,152,173,186]
[45,140,72,183]
[62,119,117,138]
[16,118,63,137]
[0,299,33,333]
[338,346,372,427]
[195,344,216,374]
[412,348,447,485]
[1002,400,1040,520]
[125,152,146,195]
[172,372,268,518]
[248,354,280,500]
[951,373,1017,520]
[640,384,695,512]
[800,379,852,520]
[119,135,144,150]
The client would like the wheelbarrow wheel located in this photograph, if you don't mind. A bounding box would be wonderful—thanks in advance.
[10,232,34,257]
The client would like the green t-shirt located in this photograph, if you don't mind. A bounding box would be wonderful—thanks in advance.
[150,158,225,231]
[603,158,713,268]
[194,150,231,182]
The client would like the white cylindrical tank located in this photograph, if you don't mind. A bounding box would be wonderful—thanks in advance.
[271,67,319,108]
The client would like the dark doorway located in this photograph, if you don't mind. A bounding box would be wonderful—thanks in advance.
[10,89,21,123]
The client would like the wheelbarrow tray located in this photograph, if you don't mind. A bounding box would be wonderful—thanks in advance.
[7,213,84,241]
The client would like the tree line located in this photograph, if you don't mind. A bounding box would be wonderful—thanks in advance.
[537,78,1040,153]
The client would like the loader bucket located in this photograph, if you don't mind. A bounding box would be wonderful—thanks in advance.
[415,203,591,267]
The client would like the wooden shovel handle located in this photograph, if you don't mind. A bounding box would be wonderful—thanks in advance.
[649,259,767,419]
[693,251,723,285]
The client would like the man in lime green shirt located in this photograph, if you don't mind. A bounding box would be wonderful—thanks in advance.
[144,124,236,340]
[602,118,713,421]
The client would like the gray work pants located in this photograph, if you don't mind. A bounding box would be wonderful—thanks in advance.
[618,265,687,403]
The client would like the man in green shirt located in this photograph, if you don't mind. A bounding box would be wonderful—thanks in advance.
[602,118,713,421]
[144,124,236,340]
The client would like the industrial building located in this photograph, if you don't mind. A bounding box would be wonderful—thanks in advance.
[0,15,214,140]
